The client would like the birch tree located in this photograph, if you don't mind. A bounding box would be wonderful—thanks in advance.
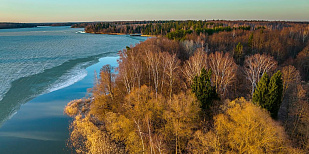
[162,52,180,100]
[183,49,208,85]
[244,54,277,95]
[208,52,237,98]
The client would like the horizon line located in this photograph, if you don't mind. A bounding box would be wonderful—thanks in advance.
[1,19,309,24]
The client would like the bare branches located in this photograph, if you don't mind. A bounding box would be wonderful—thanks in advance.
[162,52,180,100]
[209,52,237,98]
[244,54,277,95]
[183,49,208,84]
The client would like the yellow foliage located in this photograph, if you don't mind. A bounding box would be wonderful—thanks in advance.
[163,91,200,153]
[104,112,142,153]
[188,98,298,154]
[64,99,91,117]
[68,115,124,154]
[187,130,220,154]
[124,85,164,122]
[215,98,292,153]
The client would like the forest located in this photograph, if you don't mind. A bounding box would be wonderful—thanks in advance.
[0,23,37,29]
[65,20,309,153]
[0,22,81,29]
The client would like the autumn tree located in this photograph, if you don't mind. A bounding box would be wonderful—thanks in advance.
[282,65,301,95]
[279,65,301,122]
[123,85,165,153]
[118,47,144,94]
[163,91,200,153]
[68,115,125,154]
[188,98,296,153]
[287,84,309,151]
[296,45,309,81]
[99,65,116,99]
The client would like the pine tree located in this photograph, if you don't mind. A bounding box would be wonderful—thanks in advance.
[191,68,218,113]
[267,71,283,119]
[248,33,254,53]
[252,71,283,119]
[234,42,243,64]
[252,72,270,107]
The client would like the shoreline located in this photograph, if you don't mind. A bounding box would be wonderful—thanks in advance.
[0,56,119,154]
[0,26,148,153]
[87,31,157,37]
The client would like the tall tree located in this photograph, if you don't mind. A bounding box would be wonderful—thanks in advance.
[252,71,284,119]
[267,70,283,119]
[208,52,237,98]
[244,54,277,96]
[183,50,208,85]
[191,68,218,116]
[234,42,243,64]
[282,65,301,96]
[145,48,162,98]
[252,72,270,107]
[248,33,254,54]
[99,65,116,99]
[162,52,180,100]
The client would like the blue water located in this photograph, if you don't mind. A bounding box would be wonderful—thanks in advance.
[0,26,147,153]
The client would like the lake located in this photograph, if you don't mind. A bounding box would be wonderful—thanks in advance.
[0,26,147,153]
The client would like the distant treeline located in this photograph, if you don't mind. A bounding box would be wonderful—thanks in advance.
[74,20,309,41]
[73,20,252,39]
[37,22,79,27]
[0,22,79,29]
[0,23,37,29]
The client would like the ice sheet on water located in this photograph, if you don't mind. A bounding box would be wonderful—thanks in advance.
[0,26,147,102]
[44,63,88,94]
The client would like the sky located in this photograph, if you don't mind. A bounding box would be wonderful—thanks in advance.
[0,0,308,23]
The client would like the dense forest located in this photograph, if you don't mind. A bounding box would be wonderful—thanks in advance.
[0,22,80,29]
[65,20,309,153]
[0,23,37,29]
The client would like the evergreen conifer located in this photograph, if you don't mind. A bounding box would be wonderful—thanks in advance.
[191,68,218,113]
[252,72,270,107]
[267,71,283,118]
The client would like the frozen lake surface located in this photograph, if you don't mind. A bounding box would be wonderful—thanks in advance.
[0,26,147,153]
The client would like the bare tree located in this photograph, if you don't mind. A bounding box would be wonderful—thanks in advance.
[118,48,145,94]
[118,49,135,94]
[130,49,144,90]
[183,49,208,85]
[99,65,116,99]
[282,65,301,96]
[278,65,301,123]
[208,52,237,98]
[145,47,162,98]
[162,52,180,100]
[244,54,277,95]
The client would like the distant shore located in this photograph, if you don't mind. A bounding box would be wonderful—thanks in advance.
[0,22,78,29]
[86,31,156,37]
